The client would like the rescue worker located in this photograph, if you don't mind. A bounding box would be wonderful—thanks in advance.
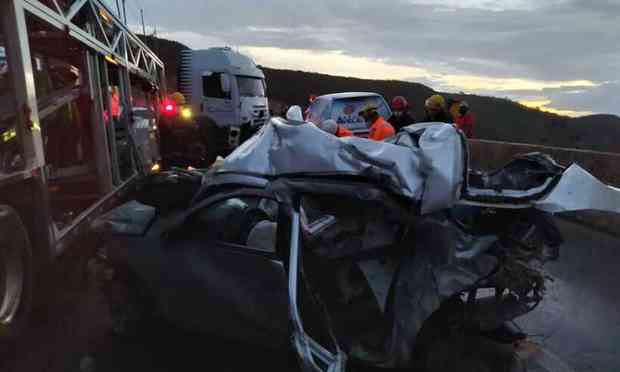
[388,96,416,132]
[318,119,353,137]
[454,101,475,138]
[110,86,122,120]
[304,94,317,117]
[447,98,461,122]
[423,94,451,123]
[359,105,395,141]
[286,105,304,122]
[170,91,186,106]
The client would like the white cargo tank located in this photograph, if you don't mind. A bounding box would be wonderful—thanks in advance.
[178,47,269,160]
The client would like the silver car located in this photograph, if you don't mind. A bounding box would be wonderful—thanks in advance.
[95,119,620,372]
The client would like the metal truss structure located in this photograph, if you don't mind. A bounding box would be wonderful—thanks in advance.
[0,0,166,250]
[21,0,164,82]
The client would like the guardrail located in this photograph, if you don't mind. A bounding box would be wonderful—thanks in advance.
[469,139,620,236]
[469,139,620,185]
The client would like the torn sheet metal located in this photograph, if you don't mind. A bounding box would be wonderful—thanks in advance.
[384,213,552,368]
[460,153,620,215]
[412,123,466,214]
[386,218,498,347]
[535,164,620,214]
[465,153,565,204]
[219,118,465,214]
[288,209,346,372]
[357,259,398,313]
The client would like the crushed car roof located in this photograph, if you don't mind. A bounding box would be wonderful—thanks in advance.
[217,118,466,214]
[213,118,620,216]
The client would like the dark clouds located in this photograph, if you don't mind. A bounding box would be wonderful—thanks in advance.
[544,82,620,113]
[138,0,619,115]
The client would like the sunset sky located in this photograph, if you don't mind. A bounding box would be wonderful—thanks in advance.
[116,0,619,117]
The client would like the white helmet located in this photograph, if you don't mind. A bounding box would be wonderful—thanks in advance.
[318,119,338,135]
[286,105,304,122]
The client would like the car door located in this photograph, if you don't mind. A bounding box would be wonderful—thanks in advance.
[158,192,291,349]
[285,196,347,372]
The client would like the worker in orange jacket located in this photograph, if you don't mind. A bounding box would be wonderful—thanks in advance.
[336,125,354,137]
[318,119,354,137]
[359,105,395,141]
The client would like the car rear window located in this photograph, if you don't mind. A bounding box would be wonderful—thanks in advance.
[330,96,391,132]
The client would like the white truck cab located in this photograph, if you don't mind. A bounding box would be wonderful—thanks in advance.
[178,47,269,160]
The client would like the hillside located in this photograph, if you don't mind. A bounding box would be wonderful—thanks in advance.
[141,35,620,153]
[140,36,189,92]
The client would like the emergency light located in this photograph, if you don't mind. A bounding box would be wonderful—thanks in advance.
[160,98,178,116]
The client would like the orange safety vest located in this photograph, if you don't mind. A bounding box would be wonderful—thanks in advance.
[335,126,354,137]
[111,91,121,119]
[368,117,395,141]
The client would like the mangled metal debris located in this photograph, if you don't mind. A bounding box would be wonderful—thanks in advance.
[93,119,620,372]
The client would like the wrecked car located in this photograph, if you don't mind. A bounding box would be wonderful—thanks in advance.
[92,118,620,371]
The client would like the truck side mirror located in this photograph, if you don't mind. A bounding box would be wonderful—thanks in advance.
[220,73,231,94]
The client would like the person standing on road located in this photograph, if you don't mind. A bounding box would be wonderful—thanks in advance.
[388,96,416,132]
[318,119,354,137]
[423,94,452,123]
[454,101,475,138]
[359,105,395,141]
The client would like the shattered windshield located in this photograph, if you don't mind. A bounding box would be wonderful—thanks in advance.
[237,76,265,97]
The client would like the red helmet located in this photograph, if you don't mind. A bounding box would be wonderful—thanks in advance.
[391,96,408,110]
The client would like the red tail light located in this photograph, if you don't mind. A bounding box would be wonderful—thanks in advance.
[160,98,178,116]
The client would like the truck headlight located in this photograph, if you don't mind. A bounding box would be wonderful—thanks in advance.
[180,107,192,120]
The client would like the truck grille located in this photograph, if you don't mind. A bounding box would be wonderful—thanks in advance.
[252,105,268,126]
[178,50,193,102]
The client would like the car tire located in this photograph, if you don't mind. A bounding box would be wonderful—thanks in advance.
[0,205,33,347]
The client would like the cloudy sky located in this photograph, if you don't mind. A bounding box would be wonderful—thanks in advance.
[120,0,618,117]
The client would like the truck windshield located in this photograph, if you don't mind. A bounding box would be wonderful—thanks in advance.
[237,76,265,97]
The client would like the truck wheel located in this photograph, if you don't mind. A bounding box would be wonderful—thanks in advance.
[0,206,33,344]
[199,117,220,167]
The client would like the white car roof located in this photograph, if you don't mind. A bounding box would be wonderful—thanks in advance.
[317,92,383,101]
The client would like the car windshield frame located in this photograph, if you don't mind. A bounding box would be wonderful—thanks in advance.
[237,75,266,97]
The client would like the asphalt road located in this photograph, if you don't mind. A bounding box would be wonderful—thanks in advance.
[517,219,620,372]
[2,219,618,372]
